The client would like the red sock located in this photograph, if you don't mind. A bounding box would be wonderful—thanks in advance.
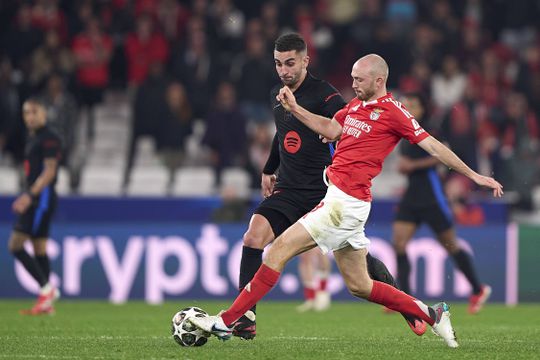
[319,278,327,291]
[221,264,280,326]
[368,281,435,326]
[304,287,315,300]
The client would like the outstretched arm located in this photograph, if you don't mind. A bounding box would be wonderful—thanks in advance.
[417,136,503,197]
[277,86,343,141]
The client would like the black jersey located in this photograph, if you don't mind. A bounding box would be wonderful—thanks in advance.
[268,73,346,190]
[399,139,450,211]
[24,125,62,192]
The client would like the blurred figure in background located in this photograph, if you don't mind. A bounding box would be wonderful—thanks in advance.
[499,92,540,210]
[0,57,23,165]
[29,30,75,90]
[296,249,331,313]
[156,81,193,192]
[392,93,491,314]
[202,81,249,188]
[40,73,80,193]
[71,16,113,142]
[124,14,169,88]
[123,62,167,190]
[8,98,61,315]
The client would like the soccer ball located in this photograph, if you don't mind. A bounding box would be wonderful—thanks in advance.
[171,307,211,347]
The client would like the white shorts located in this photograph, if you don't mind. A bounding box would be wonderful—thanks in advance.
[298,184,371,254]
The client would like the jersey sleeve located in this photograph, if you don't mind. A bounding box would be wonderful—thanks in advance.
[390,103,430,144]
[319,82,347,118]
[42,134,62,160]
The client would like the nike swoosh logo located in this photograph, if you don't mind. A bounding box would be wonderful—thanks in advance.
[274,103,282,109]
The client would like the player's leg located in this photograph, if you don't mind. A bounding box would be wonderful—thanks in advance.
[32,237,60,307]
[189,222,317,340]
[235,210,289,339]
[297,248,318,312]
[8,231,47,288]
[334,246,458,347]
[392,221,417,294]
[313,250,331,311]
[435,227,491,314]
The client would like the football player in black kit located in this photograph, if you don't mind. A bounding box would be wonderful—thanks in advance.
[233,33,425,339]
[8,98,61,315]
[392,93,491,314]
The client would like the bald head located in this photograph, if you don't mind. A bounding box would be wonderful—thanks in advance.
[354,54,389,81]
[350,54,389,101]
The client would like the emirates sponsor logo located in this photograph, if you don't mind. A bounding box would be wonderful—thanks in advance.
[342,115,372,138]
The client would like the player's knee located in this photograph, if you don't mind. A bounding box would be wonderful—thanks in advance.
[8,236,25,253]
[243,231,265,249]
[393,238,407,254]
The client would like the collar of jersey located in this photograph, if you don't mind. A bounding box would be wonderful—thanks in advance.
[362,92,393,107]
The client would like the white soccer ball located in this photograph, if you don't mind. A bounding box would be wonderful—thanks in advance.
[171,307,211,347]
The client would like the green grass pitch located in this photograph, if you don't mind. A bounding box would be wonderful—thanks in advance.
[1,300,538,359]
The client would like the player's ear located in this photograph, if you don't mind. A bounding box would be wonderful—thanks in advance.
[303,55,310,68]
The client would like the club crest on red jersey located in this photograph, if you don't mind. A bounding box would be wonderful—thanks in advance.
[369,108,384,121]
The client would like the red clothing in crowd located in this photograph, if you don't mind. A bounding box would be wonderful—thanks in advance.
[124,32,169,85]
[71,33,113,88]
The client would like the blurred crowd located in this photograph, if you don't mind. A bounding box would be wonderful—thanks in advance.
[0,0,539,210]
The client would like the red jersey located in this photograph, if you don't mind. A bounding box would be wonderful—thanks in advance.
[327,93,430,201]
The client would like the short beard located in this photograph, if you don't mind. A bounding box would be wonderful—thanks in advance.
[357,87,376,101]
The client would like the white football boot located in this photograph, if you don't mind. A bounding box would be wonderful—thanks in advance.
[431,302,459,348]
[188,314,232,341]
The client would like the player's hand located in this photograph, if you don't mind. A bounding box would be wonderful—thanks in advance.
[261,174,276,198]
[319,134,332,144]
[472,174,504,198]
[12,193,32,214]
[276,86,297,112]
[397,157,415,174]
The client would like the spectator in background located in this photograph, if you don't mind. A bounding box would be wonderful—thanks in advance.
[30,30,75,90]
[515,44,540,117]
[399,59,432,95]
[499,92,540,210]
[0,57,24,166]
[2,4,43,71]
[71,17,113,142]
[156,0,191,42]
[209,0,245,55]
[230,33,277,124]
[40,73,80,192]
[30,0,68,43]
[171,21,217,119]
[440,102,479,172]
[123,62,168,190]
[124,14,169,87]
[202,81,249,188]
[156,81,193,192]
[431,55,467,111]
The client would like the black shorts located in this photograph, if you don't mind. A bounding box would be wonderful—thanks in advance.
[13,193,57,238]
[395,201,453,234]
[254,188,326,237]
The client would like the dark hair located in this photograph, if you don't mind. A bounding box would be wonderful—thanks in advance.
[274,33,307,53]
[24,96,47,110]
[403,92,430,113]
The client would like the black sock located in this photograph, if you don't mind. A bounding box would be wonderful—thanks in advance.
[12,249,47,287]
[36,255,50,282]
[366,253,397,288]
[239,246,263,314]
[396,253,411,295]
[452,249,482,294]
